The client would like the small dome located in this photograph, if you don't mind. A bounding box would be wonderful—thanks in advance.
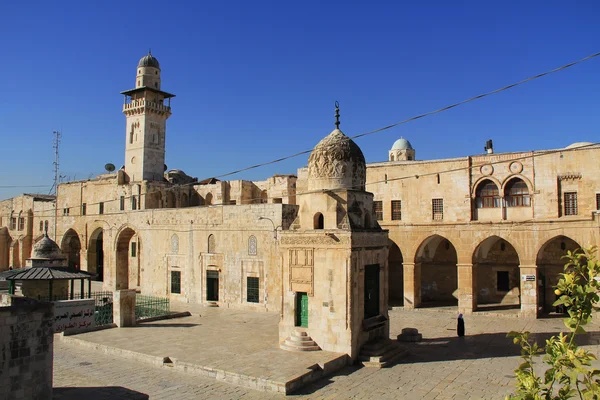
[565,142,593,149]
[138,52,160,69]
[32,234,65,260]
[391,137,413,150]
[308,128,366,191]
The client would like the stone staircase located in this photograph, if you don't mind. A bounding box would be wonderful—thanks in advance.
[280,329,321,352]
[358,338,408,368]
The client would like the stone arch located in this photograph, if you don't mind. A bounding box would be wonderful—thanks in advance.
[415,235,458,307]
[260,190,268,204]
[474,179,500,208]
[190,191,201,206]
[87,228,104,281]
[471,176,502,199]
[501,174,533,194]
[388,239,404,306]
[503,176,532,207]
[207,234,215,253]
[166,191,176,208]
[536,235,582,313]
[313,213,324,229]
[205,193,213,206]
[60,229,82,269]
[472,236,520,310]
[115,226,141,290]
[180,193,189,207]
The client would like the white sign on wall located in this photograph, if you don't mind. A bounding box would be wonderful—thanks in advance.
[521,274,536,282]
[53,299,95,334]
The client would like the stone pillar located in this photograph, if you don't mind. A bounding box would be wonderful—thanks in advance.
[457,263,476,314]
[403,262,421,309]
[113,289,136,327]
[519,265,538,318]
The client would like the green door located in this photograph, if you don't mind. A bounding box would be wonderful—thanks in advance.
[295,292,308,327]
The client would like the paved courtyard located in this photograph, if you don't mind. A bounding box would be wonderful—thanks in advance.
[53,306,600,399]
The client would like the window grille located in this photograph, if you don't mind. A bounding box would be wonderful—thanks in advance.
[99,202,104,215]
[564,192,577,216]
[247,277,259,303]
[373,201,383,221]
[505,180,530,207]
[10,218,16,230]
[18,217,24,231]
[432,198,444,220]
[391,200,402,220]
[120,196,125,211]
[171,271,181,294]
[248,235,257,255]
[131,196,137,210]
[81,203,87,216]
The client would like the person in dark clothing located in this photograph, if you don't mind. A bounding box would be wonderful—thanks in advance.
[457,313,465,337]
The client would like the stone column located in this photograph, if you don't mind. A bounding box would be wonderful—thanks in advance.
[457,263,476,314]
[403,262,421,309]
[519,265,538,318]
[113,289,136,327]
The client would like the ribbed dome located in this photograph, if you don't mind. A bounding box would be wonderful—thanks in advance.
[138,52,160,69]
[307,129,366,191]
[32,234,65,260]
[391,137,413,150]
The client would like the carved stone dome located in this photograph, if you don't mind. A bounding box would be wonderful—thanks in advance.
[307,128,366,191]
[32,234,65,260]
[138,52,160,69]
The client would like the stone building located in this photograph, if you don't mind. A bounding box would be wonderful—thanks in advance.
[0,50,599,362]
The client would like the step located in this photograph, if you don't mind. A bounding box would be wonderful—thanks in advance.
[292,330,308,338]
[287,335,316,344]
[359,340,408,368]
[280,342,321,352]
[284,338,317,347]
[360,341,396,356]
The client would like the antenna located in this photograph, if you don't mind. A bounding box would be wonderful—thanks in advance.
[52,130,61,241]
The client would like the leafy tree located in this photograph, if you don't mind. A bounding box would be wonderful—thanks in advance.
[507,247,600,400]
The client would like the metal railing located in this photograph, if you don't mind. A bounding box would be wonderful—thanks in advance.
[135,294,170,320]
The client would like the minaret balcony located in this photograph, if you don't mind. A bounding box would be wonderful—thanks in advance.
[123,100,172,114]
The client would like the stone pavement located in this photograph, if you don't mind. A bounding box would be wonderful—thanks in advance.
[54,306,600,399]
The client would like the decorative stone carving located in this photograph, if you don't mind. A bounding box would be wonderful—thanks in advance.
[509,161,523,174]
[170,233,179,254]
[280,235,350,246]
[480,164,494,176]
[248,235,257,256]
[307,129,366,191]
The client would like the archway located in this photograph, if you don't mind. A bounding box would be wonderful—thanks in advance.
[473,236,520,311]
[166,192,176,208]
[415,235,458,307]
[205,193,213,206]
[388,239,404,306]
[61,229,81,269]
[180,193,189,207]
[115,227,140,290]
[536,236,582,314]
[87,228,104,281]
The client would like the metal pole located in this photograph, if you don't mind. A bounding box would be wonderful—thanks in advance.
[80,279,84,299]
[88,279,91,298]
[70,280,74,299]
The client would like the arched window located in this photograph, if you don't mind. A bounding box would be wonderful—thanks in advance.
[314,213,324,229]
[475,180,500,208]
[505,179,530,207]
[248,235,257,256]
[205,193,213,206]
[44,220,49,232]
[390,154,395,161]
[208,234,215,253]
[171,234,179,254]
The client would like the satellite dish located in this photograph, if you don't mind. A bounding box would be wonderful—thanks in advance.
[164,164,168,172]
[104,163,116,172]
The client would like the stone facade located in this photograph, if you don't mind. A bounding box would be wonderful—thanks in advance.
[0,300,54,400]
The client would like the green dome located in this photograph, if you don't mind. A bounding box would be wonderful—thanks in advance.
[391,138,413,150]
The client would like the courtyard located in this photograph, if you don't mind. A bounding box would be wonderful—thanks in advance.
[53,306,600,399]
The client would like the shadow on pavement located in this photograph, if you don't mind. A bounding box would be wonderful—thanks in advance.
[53,386,148,399]
[398,330,600,364]
[134,323,200,328]
[288,365,360,396]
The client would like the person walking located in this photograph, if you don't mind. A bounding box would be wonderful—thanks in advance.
[457,313,465,337]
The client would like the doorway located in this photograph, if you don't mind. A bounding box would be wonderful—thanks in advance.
[295,292,308,327]
[207,270,219,301]
[364,264,380,319]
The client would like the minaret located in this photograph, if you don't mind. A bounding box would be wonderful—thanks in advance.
[121,51,175,182]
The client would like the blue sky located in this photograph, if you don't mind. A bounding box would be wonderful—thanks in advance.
[1,1,599,199]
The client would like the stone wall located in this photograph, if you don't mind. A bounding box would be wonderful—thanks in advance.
[0,301,54,400]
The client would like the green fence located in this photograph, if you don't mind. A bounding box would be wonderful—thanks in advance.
[135,294,170,320]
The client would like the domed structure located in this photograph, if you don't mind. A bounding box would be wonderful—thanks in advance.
[565,142,593,149]
[138,52,160,69]
[391,137,413,150]
[308,128,366,191]
[32,234,65,260]
[389,137,416,161]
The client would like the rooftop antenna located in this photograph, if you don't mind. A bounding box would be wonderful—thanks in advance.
[334,101,340,129]
[52,130,61,240]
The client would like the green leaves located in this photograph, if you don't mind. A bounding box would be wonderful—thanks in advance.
[507,247,600,400]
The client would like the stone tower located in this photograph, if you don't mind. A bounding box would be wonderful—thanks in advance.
[279,104,389,361]
[121,52,175,182]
